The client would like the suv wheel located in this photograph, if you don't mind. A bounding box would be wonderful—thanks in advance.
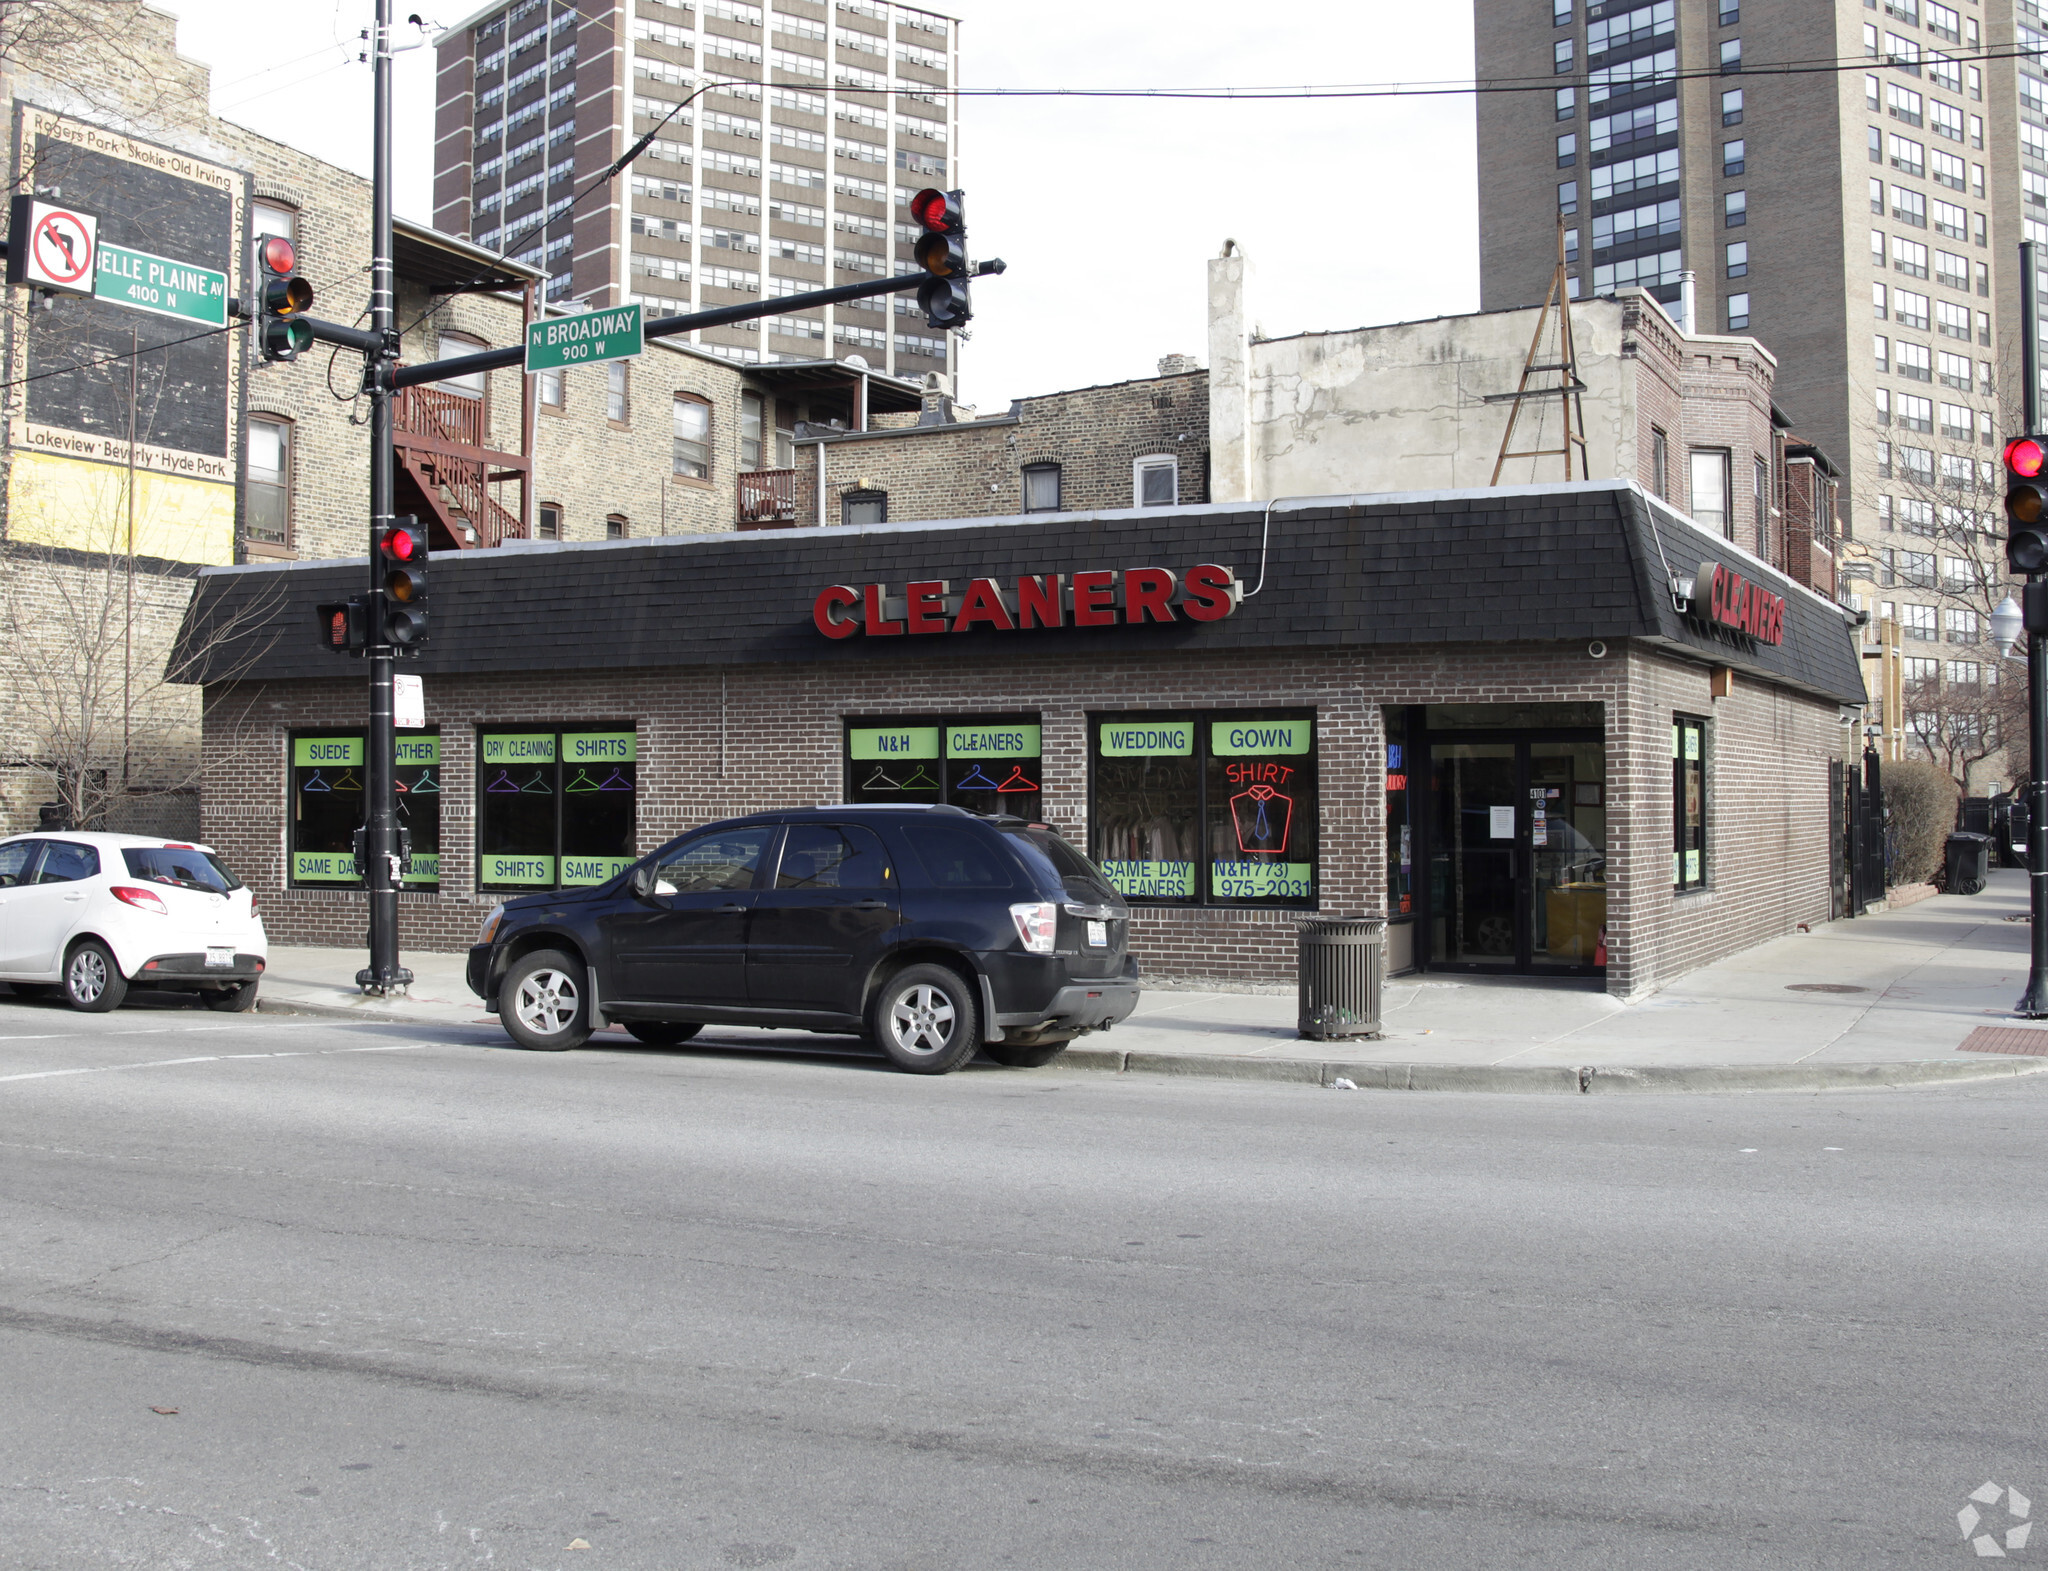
[984,1033,1074,1069]
[869,962,980,1075]
[500,949,592,1051]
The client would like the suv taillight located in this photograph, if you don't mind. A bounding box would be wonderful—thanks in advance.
[1009,901,1058,954]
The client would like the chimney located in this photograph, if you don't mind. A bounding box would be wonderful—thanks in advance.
[1157,353,1201,376]
[1677,270,1698,335]
[1207,240,1254,503]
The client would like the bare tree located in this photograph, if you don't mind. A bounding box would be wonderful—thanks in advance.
[0,1,210,178]
[0,481,281,832]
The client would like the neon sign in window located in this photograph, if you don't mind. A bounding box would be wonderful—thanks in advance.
[1090,712,1317,907]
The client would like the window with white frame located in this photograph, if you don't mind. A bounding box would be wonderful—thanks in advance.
[1134,456,1178,508]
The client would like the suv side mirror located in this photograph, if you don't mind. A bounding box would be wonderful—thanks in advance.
[628,864,658,901]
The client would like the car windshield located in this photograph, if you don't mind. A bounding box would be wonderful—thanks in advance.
[121,846,242,892]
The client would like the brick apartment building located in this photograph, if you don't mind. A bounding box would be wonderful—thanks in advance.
[1474,0,2025,775]
[431,0,961,385]
[0,1,922,834]
[176,481,1867,994]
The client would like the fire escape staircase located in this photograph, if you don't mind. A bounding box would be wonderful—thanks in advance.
[392,385,528,549]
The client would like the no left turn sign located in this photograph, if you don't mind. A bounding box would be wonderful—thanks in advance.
[6,198,98,295]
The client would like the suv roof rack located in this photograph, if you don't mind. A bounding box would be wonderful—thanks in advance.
[816,802,972,815]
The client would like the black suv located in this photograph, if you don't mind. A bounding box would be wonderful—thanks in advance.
[467,806,1139,1073]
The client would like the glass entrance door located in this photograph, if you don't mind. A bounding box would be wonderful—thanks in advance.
[1424,734,1606,974]
[1429,743,1519,965]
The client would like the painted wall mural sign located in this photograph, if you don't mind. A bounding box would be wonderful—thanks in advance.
[812,565,1240,639]
[1693,558,1785,646]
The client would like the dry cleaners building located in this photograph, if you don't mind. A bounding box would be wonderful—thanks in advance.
[174,480,1867,998]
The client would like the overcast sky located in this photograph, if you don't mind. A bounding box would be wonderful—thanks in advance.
[155,0,1480,410]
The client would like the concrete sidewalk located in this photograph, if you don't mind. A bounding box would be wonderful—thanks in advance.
[254,871,2048,1092]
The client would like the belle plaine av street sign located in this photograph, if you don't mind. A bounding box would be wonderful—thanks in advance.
[525,303,644,374]
[94,241,228,328]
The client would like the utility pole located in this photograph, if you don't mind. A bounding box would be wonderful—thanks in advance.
[2018,239,2048,1017]
[357,0,409,997]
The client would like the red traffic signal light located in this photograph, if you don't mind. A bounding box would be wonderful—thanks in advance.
[909,188,961,233]
[259,235,296,275]
[2006,437,2047,479]
[2005,434,2048,572]
[375,518,429,646]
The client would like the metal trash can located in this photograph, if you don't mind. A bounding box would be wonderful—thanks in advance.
[1945,832,1994,896]
[1297,915,1385,1040]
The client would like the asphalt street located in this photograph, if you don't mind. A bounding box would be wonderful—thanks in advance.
[1,996,2043,1569]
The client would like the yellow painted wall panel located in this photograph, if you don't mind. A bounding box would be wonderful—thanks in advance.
[8,451,234,565]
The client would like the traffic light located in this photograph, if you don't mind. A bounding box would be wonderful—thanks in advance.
[2005,435,2048,576]
[375,517,429,647]
[909,187,970,330]
[315,598,369,654]
[255,234,313,363]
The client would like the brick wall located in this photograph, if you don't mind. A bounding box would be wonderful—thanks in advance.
[203,636,1842,998]
[789,371,1209,526]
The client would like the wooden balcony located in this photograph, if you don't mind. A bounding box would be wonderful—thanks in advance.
[392,385,529,549]
[737,468,800,529]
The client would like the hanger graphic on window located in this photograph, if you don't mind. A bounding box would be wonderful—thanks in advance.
[302,770,330,793]
[331,768,363,792]
[598,768,634,792]
[407,770,440,794]
[899,763,939,789]
[862,764,902,790]
[566,768,601,794]
[955,762,1000,791]
[487,769,522,793]
[996,765,1038,793]
[520,771,554,794]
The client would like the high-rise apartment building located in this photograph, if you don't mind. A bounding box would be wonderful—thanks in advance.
[433,0,959,383]
[1477,0,2047,781]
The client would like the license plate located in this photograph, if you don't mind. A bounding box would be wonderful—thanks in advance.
[205,946,235,969]
[1086,920,1108,948]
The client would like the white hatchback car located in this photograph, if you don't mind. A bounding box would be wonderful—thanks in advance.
[0,833,267,1013]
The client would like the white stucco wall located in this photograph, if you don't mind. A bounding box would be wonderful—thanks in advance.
[1235,298,1637,503]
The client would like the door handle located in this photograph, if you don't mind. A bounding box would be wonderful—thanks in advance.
[715,903,747,913]
[853,898,889,910]
[62,893,84,902]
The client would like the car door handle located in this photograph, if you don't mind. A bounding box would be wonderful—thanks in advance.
[853,898,890,910]
[62,893,84,902]
[715,903,747,913]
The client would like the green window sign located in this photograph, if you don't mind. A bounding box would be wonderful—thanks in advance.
[481,853,557,886]
[402,853,441,886]
[563,731,637,763]
[1210,720,1312,756]
[395,735,440,766]
[293,851,360,883]
[293,736,363,767]
[947,724,1040,758]
[1098,722,1194,757]
[561,855,634,886]
[849,726,940,760]
[1100,861,1196,898]
[482,732,557,764]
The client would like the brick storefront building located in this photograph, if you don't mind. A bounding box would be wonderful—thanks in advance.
[177,480,1865,997]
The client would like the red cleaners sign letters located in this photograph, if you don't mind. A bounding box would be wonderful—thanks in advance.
[1694,558,1785,646]
[813,564,1241,639]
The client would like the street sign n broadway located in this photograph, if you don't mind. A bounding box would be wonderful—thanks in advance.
[93,241,228,327]
[525,303,643,373]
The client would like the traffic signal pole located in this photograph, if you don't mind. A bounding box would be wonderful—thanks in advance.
[359,0,410,996]
[2020,240,2048,1017]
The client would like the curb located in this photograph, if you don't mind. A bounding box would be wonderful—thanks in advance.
[1051,1049,2048,1094]
[249,1000,2048,1093]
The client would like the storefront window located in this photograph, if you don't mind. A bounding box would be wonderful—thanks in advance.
[478,727,638,892]
[289,730,440,888]
[1384,707,1412,917]
[1090,711,1318,907]
[845,717,1041,821]
[1673,715,1707,890]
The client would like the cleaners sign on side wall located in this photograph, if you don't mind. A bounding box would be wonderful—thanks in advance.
[814,565,1240,639]
[1693,558,1785,646]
